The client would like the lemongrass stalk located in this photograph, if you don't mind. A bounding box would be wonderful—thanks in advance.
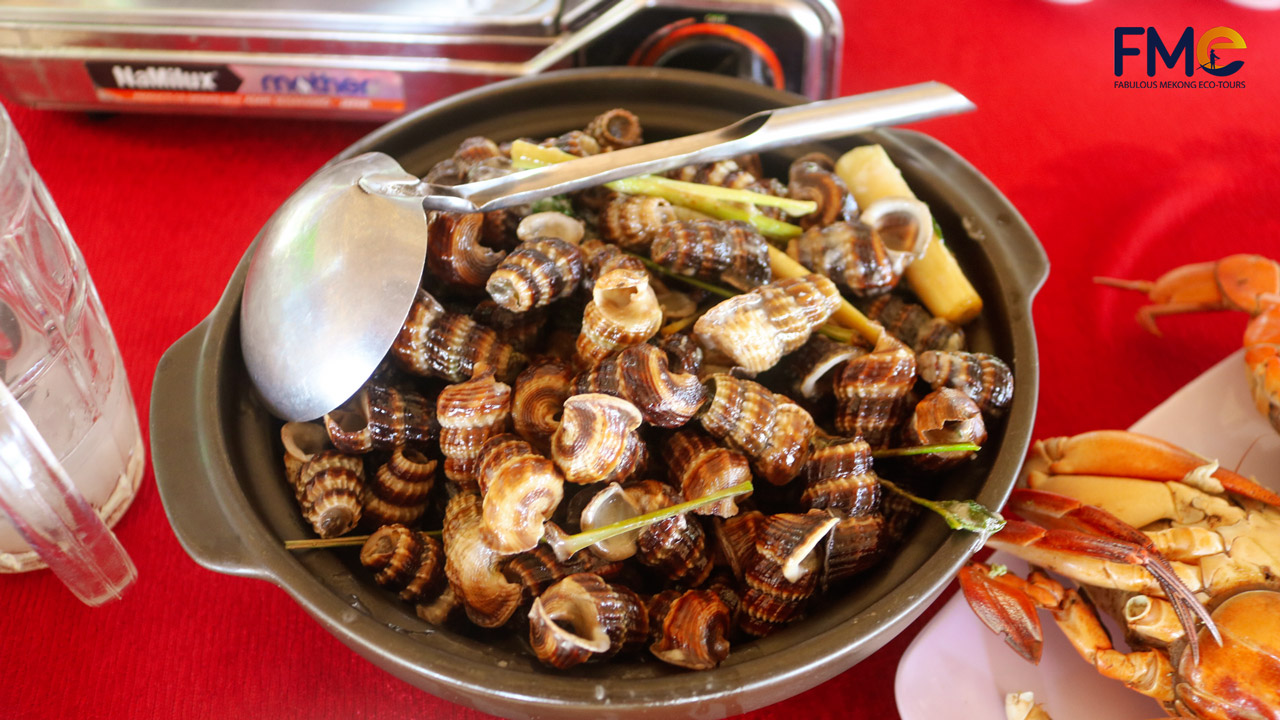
[817,324,854,343]
[544,481,753,562]
[509,139,809,240]
[872,443,980,458]
[632,254,736,299]
[285,528,442,551]
[661,314,700,336]
[879,478,1005,539]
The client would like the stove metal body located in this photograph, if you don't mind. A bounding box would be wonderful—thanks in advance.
[0,0,842,119]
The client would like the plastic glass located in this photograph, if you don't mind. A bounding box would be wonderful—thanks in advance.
[0,102,143,605]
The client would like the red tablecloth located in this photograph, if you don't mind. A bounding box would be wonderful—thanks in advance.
[4,1,1280,718]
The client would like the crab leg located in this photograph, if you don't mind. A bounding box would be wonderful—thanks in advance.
[958,562,1177,704]
[991,489,1220,663]
[1027,430,1280,508]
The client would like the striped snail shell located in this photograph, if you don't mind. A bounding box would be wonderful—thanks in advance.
[859,196,933,279]
[502,544,627,602]
[663,429,752,517]
[475,434,565,554]
[585,108,643,150]
[650,332,703,378]
[485,236,583,312]
[579,238,648,291]
[740,511,837,637]
[693,274,841,374]
[551,394,648,485]
[511,357,575,452]
[666,159,759,189]
[698,374,815,486]
[541,129,601,157]
[281,421,329,493]
[360,524,446,604]
[860,294,966,353]
[901,388,987,471]
[822,514,886,591]
[472,300,546,353]
[598,194,677,253]
[442,491,523,629]
[574,343,707,428]
[777,335,866,402]
[392,289,524,384]
[416,585,462,626]
[623,480,713,586]
[788,156,858,229]
[787,221,897,297]
[296,450,364,538]
[800,438,880,515]
[916,350,1013,416]
[649,219,771,292]
[713,509,763,582]
[574,267,663,369]
[647,588,733,670]
[323,383,437,454]
[363,445,437,528]
[833,332,918,448]
[528,573,649,669]
[451,135,503,175]
[426,211,505,291]
[436,370,512,491]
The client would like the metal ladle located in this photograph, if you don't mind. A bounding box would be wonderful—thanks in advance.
[241,81,975,422]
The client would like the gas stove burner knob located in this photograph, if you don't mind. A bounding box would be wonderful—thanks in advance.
[628,21,786,91]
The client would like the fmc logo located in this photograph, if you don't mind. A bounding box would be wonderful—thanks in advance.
[1115,26,1246,77]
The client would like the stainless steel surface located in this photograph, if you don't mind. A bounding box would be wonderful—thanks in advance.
[246,80,971,422]
[240,153,426,422]
[0,0,840,118]
[366,81,974,213]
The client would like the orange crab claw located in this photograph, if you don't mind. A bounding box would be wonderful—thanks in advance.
[1029,430,1280,508]
[1095,261,1225,335]
[1215,254,1280,315]
[958,562,1044,664]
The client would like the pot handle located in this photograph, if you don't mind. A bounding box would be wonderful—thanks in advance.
[150,322,267,579]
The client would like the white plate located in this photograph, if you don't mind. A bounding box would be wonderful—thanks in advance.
[895,348,1280,719]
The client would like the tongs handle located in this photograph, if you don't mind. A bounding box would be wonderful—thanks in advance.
[364,81,975,214]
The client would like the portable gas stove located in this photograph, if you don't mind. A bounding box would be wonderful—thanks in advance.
[0,0,841,119]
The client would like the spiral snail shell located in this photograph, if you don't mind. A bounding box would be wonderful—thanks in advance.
[511,358,575,452]
[698,374,815,486]
[323,383,437,454]
[740,510,837,637]
[426,211,505,291]
[472,300,546,353]
[647,588,733,670]
[833,332,917,448]
[392,289,524,384]
[693,274,841,374]
[295,450,364,538]
[528,573,649,669]
[800,438,880,515]
[649,219,771,292]
[916,350,1013,416]
[442,491,523,629]
[598,194,677,253]
[475,434,565,554]
[502,544,627,601]
[363,445,438,528]
[436,371,512,490]
[901,388,986,471]
[787,221,897,297]
[861,294,965,353]
[550,394,648,485]
[575,267,663,368]
[585,108,643,150]
[663,429,752,517]
[281,421,329,492]
[574,343,706,428]
[485,236,583,312]
[623,480,713,586]
[788,156,858,230]
[360,524,446,604]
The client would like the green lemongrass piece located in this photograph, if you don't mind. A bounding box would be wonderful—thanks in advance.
[285,528,442,551]
[509,140,815,215]
[632,254,737,299]
[817,323,854,343]
[872,442,981,458]
[879,478,1005,538]
[546,481,754,561]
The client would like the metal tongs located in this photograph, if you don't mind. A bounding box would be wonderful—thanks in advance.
[241,81,974,422]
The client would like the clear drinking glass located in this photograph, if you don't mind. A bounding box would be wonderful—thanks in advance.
[0,101,143,604]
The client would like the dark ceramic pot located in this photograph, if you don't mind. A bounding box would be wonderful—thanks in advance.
[151,66,1048,720]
